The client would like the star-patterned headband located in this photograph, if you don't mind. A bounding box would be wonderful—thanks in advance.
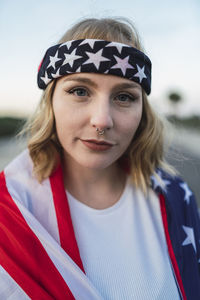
[37,39,152,94]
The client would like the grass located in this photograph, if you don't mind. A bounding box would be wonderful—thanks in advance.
[0,117,27,137]
[167,115,200,131]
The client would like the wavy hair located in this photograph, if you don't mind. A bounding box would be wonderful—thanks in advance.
[23,17,175,189]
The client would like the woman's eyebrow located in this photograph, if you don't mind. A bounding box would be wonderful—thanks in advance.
[111,82,141,91]
[62,77,98,88]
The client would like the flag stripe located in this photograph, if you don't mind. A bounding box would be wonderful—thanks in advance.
[159,194,187,300]
[0,171,75,300]
[50,165,85,272]
[0,266,30,299]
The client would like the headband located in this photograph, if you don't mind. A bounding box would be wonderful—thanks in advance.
[37,39,152,94]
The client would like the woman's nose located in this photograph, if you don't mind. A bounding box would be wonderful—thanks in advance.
[90,101,113,131]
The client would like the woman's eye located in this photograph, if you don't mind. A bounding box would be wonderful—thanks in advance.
[115,93,135,103]
[69,88,88,97]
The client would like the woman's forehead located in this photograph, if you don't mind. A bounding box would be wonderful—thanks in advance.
[59,72,142,90]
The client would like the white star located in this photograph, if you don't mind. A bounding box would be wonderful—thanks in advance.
[163,179,171,186]
[182,225,196,252]
[83,49,110,70]
[111,55,134,76]
[79,39,97,49]
[133,64,147,83]
[40,71,51,85]
[62,48,83,68]
[151,176,170,190]
[105,42,130,54]
[179,182,192,204]
[51,68,61,79]
[157,170,171,187]
[151,175,162,190]
[47,51,62,69]
[65,67,81,74]
[151,171,171,191]
[59,40,73,50]
[75,66,81,72]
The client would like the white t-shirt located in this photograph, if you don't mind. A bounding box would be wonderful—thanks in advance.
[67,178,180,300]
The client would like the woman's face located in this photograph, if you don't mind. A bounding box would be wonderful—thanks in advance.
[52,73,143,171]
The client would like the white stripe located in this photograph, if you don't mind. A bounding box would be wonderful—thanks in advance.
[0,266,30,300]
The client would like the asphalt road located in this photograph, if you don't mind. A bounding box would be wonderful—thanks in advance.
[167,146,200,206]
[167,127,200,206]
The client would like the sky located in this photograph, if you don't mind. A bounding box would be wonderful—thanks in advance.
[0,0,200,117]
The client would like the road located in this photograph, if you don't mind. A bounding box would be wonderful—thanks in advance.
[166,127,200,206]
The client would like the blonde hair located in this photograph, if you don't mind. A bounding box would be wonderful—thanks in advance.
[24,17,175,189]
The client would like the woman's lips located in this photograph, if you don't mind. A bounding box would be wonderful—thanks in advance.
[81,139,114,151]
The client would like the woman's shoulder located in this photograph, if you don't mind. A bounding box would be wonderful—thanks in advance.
[151,168,200,224]
[1,149,33,181]
[151,168,194,200]
[0,149,53,215]
[150,168,200,217]
[0,149,36,204]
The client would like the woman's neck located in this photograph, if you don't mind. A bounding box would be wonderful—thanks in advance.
[63,158,126,209]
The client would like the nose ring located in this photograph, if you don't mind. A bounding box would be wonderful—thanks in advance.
[96,128,105,135]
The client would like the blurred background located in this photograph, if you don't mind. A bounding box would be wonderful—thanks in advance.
[0,0,200,205]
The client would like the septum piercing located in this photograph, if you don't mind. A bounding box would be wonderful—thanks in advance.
[96,128,105,135]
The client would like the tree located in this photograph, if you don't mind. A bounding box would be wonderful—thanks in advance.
[167,91,183,117]
[168,91,182,104]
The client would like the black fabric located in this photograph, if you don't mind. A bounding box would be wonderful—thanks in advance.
[37,39,152,94]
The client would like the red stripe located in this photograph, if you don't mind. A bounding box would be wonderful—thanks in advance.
[50,165,85,272]
[38,59,43,72]
[159,194,187,300]
[0,171,75,299]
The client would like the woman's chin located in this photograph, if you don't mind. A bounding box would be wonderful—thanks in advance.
[71,157,118,172]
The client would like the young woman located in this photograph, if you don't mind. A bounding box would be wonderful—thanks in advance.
[0,17,200,300]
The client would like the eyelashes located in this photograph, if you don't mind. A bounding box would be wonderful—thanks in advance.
[68,87,89,97]
[115,93,136,102]
[66,86,139,105]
